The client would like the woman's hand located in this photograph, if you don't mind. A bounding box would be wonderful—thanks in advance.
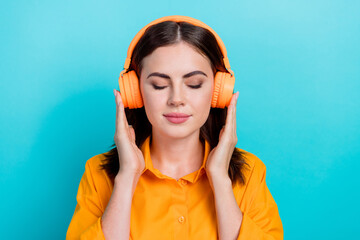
[205,92,239,179]
[113,89,145,177]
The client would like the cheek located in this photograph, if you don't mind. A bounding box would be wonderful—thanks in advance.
[143,89,165,106]
[141,88,165,123]
[190,85,213,108]
[189,87,213,123]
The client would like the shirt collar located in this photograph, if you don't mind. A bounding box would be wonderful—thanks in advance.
[140,135,211,183]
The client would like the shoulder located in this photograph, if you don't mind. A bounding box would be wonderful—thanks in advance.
[235,147,267,184]
[82,151,113,188]
[232,148,271,207]
[81,152,114,208]
[84,152,108,173]
[86,152,108,168]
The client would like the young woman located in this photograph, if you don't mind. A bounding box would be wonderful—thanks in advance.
[66,16,283,240]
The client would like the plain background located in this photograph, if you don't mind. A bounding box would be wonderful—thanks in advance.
[1,0,359,239]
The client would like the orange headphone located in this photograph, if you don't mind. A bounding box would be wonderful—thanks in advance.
[118,15,235,109]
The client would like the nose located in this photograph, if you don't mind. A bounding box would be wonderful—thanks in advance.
[167,85,185,107]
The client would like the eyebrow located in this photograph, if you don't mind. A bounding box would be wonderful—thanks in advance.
[146,70,208,79]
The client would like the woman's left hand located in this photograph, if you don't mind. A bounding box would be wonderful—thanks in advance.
[205,92,239,180]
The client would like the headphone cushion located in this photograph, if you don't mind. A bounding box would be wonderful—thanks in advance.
[212,71,235,108]
[119,70,143,109]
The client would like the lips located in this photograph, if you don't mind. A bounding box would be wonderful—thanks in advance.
[163,112,191,124]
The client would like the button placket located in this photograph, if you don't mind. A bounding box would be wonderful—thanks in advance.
[172,178,189,239]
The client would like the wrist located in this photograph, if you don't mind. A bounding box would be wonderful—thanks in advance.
[115,170,141,184]
[207,171,231,187]
[206,169,229,181]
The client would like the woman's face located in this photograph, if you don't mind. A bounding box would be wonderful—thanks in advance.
[139,41,214,140]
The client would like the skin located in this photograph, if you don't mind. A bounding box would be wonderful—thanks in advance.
[139,41,215,178]
[111,40,242,240]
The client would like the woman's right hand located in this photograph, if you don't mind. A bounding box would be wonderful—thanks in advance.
[113,89,145,177]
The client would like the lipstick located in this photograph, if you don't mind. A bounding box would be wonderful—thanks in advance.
[163,113,191,124]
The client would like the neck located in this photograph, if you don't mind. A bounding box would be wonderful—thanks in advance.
[149,130,205,174]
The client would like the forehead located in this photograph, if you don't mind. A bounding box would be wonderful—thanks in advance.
[140,42,213,76]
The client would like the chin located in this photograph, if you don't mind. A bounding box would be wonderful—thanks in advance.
[154,126,200,140]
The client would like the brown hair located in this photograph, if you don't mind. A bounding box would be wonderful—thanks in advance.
[100,21,248,186]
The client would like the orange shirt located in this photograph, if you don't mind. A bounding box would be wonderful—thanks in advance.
[66,136,283,239]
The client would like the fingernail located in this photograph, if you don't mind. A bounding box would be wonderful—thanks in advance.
[113,89,116,97]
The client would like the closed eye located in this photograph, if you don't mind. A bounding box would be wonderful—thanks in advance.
[152,84,167,90]
[189,84,202,89]
[152,83,202,90]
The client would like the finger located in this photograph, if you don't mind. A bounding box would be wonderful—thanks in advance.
[233,92,239,131]
[233,92,239,144]
[114,89,130,133]
[219,126,225,139]
[129,125,136,143]
[219,93,238,147]
[231,92,238,125]
[224,93,237,132]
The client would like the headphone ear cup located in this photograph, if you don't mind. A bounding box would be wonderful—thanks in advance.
[212,71,235,108]
[118,70,143,109]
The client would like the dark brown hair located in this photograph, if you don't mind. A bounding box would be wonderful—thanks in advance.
[100,20,249,186]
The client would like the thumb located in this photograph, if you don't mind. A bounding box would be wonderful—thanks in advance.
[128,125,136,143]
[219,126,225,139]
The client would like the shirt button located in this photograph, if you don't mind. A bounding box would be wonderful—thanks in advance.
[180,179,187,185]
[178,216,185,223]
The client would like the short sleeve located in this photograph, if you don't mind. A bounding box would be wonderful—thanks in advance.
[237,154,283,240]
[66,159,106,240]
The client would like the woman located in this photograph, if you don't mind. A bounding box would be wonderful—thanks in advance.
[66,16,283,240]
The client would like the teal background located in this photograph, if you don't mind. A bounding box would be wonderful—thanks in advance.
[1,0,359,239]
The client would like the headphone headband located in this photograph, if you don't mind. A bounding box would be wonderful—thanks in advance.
[123,15,233,75]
